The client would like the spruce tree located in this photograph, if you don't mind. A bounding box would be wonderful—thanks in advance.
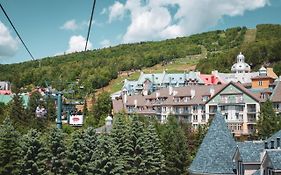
[9,92,27,130]
[89,135,120,175]
[161,117,189,175]
[82,127,98,173]
[110,115,131,174]
[48,127,67,175]
[127,117,147,175]
[257,100,281,139]
[20,129,48,175]
[144,124,166,175]
[0,118,21,175]
[67,131,87,175]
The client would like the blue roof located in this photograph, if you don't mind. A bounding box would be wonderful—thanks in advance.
[189,113,236,174]
[266,150,281,169]
[237,141,264,163]
[266,130,281,148]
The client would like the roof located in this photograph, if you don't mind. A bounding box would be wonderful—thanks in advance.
[270,79,281,102]
[266,150,281,169]
[217,72,259,84]
[251,169,261,175]
[251,75,274,80]
[0,94,29,107]
[207,82,260,104]
[188,113,236,174]
[237,141,264,163]
[266,130,281,148]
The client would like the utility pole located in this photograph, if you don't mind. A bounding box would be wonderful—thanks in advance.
[56,92,62,129]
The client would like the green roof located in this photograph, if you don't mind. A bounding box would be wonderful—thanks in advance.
[189,113,236,174]
[0,94,29,107]
[267,130,281,148]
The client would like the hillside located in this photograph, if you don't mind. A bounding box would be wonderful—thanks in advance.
[1,24,281,96]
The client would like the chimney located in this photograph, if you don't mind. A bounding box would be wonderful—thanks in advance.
[134,99,137,108]
[169,86,173,95]
[169,77,172,86]
[277,137,280,149]
[210,87,215,97]
[271,140,275,149]
[264,141,268,149]
[105,115,113,127]
[124,93,127,104]
[156,91,160,98]
[191,88,195,99]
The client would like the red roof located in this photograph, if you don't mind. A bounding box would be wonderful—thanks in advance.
[199,74,221,85]
[0,90,12,95]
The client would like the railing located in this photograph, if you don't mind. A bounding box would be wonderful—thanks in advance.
[247,108,256,113]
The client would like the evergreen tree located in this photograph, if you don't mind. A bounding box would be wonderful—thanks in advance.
[45,95,56,121]
[67,131,87,175]
[20,129,48,175]
[257,100,281,139]
[110,115,131,174]
[0,118,21,175]
[161,117,189,175]
[143,124,166,175]
[89,135,120,175]
[48,127,67,175]
[82,127,98,172]
[92,92,112,126]
[26,91,42,118]
[127,117,147,175]
[9,92,27,129]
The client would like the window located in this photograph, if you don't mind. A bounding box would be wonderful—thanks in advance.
[193,115,198,122]
[258,80,263,86]
[193,106,198,112]
[238,160,244,175]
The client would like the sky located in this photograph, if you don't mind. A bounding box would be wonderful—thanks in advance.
[0,0,281,64]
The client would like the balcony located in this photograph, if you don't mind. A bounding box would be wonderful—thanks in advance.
[247,108,256,113]
[247,118,256,123]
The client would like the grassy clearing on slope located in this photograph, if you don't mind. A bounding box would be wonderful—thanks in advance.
[99,55,202,94]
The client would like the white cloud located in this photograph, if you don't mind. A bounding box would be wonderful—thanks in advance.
[108,1,126,23]
[100,8,107,15]
[100,39,112,48]
[66,35,92,53]
[60,19,79,31]
[0,21,18,57]
[108,0,270,43]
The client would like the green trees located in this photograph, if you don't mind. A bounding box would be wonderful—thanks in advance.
[0,118,21,175]
[143,124,166,175]
[67,131,87,175]
[48,128,67,175]
[90,135,120,175]
[20,129,48,175]
[161,117,189,175]
[9,92,27,129]
[92,92,112,126]
[257,100,281,139]
[0,113,193,174]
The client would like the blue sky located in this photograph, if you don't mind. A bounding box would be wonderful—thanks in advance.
[0,0,280,64]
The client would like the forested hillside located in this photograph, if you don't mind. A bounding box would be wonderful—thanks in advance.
[1,24,281,94]
[196,24,281,74]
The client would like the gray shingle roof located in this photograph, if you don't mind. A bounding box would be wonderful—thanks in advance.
[266,150,281,169]
[237,141,264,163]
[266,130,281,148]
[188,113,236,174]
[271,79,281,102]
[251,169,261,175]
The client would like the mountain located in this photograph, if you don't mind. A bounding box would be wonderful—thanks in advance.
[1,24,281,96]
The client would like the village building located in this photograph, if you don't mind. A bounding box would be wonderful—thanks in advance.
[189,112,281,175]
